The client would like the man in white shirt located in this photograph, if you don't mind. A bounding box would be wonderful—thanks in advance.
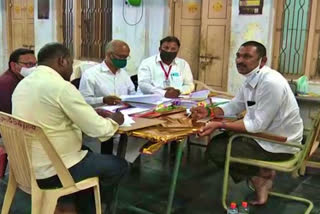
[79,40,135,106]
[79,40,136,154]
[12,43,128,213]
[191,41,303,206]
[138,36,194,98]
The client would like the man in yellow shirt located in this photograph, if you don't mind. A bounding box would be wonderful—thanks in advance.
[12,43,128,213]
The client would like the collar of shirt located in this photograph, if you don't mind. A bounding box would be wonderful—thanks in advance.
[36,65,65,80]
[100,60,119,75]
[155,53,178,65]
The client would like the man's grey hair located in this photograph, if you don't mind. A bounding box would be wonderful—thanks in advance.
[105,40,128,54]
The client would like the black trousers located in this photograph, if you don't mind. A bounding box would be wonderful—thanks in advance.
[101,138,114,155]
[206,132,294,183]
[37,151,128,214]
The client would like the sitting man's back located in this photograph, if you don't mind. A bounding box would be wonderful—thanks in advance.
[12,42,128,213]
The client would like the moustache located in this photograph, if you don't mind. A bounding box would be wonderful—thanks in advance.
[236,63,246,68]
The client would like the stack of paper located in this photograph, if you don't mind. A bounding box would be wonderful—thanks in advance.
[120,94,172,106]
[189,89,210,101]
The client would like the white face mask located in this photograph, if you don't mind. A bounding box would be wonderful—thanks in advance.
[243,58,262,78]
[20,67,36,77]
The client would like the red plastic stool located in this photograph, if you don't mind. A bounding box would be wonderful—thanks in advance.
[0,146,8,178]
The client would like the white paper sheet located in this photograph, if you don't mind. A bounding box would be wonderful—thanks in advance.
[120,94,172,105]
[96,105,124,112]
[120,113,135,127]
[120,107,150,115]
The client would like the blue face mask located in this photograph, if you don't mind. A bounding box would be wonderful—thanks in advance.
[111,58,127,69]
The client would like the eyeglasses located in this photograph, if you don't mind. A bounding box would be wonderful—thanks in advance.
[111,53,131,60]
[17,61,37,67]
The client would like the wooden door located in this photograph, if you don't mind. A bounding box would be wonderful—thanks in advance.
[173,0,202,80]
[173,0,231,91]
[8,0,35,51]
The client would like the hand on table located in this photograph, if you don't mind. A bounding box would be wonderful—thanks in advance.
[95,109,112,118]
[103,96,122,105]
[198,121,221,137]
[164,87,180,98]
[110,112,124,125]
[190,106,208,121]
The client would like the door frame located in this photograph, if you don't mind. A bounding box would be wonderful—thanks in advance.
[5,0,13,55]
[170,0,231,91]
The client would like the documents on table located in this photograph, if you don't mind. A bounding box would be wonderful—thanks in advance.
[120,94,172,105]
[120,113,135,127]
[97,105,124,112]
[96,104,151,116]
[189,89,210,101]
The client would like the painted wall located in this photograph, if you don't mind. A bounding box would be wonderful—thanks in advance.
[227,0,274,94]
[112,0,170,75]
[0,1,8,74]
[33,0,58,54]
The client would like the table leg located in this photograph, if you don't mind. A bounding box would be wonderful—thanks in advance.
[117,134,128,158]
[166,138,186,214]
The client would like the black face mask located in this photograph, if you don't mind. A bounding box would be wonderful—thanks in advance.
[160,50,177,63]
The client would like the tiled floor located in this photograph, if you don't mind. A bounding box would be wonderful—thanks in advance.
[0,144,320,214]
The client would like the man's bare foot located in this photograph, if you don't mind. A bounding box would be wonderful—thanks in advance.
[249,169,276,205]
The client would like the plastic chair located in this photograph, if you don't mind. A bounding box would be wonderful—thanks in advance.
[0,112,101,214]
[221,111,320,214]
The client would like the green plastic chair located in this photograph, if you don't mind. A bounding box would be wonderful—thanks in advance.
[222,111,320,214]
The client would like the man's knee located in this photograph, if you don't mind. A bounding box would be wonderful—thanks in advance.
[206,134,229,162]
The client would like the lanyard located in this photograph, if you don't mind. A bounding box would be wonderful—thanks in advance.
[159,61,172,80]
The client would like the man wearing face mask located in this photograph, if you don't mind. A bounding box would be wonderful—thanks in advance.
[138,36,194,98]
[79,40,136,155]
[79,40,135,107]
[0,48,36,114]
[191,41,303,206]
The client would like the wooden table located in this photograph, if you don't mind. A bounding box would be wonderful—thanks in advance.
[116,113,202,214]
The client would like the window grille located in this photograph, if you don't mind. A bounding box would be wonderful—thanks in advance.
[278,0,310,76]
[80,0,112,60]
[62,0,74,56]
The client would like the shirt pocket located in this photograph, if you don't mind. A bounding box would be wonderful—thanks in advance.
[170,72,183,87]
[246,104,256,119]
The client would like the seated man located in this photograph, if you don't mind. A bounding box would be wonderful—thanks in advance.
[12,43,128,213]
[138,36,194,98]
[79,40,136,155]
[0,48,36,114]
[79,40,135,106]
[191,41,303,205]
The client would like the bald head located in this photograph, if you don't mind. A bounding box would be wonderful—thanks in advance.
[105,40,130,72]
[105,40,130,55]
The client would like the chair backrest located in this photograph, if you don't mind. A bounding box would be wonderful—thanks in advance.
[0,112,75,192]
[298,111,320,168]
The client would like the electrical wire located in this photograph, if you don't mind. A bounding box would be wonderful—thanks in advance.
[122,0,144,26]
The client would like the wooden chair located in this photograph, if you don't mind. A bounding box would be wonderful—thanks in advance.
[221,111,320,214]
[0,112,102,214]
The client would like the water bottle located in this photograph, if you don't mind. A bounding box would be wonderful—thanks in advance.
[238,201,250,214]
[227,202,238,214]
